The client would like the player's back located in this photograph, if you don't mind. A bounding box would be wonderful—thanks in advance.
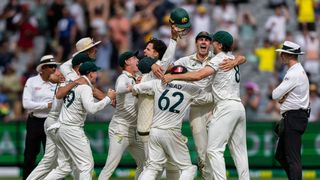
[151,80,211,130]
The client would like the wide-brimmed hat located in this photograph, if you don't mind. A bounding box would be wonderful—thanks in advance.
[275,41,304,55]
[73,37,101,57]
[118,50,139,67]
[36,55,60,72]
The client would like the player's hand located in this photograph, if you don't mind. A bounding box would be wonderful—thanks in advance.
[48,102,52,108]
[278,94,288,104]
[93,88,106,100]
[107,89,116,101]
[171,24,179,41]
[219,59,236,71]
[111,99,116,107]
[127,84,133,92]
[49,74,64,83]
[161,74,173,84]
[151,64,164,79]
[136,76,142,84]
[75,77,87,85]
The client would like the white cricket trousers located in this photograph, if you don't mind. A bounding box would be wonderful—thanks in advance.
[138,128,197,180]
[27,118,68,180]
[98,128,145,180]
[204,100,249,180]
[189,103,214,173]
[53,124,94,180]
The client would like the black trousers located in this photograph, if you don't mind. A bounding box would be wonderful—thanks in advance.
[275,109,308,180]
[22,115,46,180]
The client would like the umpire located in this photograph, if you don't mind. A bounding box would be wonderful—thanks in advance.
[272,41,310,180]
[22,55,60,179]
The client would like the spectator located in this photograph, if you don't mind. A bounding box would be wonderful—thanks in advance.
[12,3,38,75]
[309,83,320,122]
[131,5,157,51]
[255,39,277,74]
[0,85,10,121]
[47,0,65,38]
[242,81,261,121]
[265,5,289,45]
[192,4,211,35]
[237,10,256,53]
[303,31,320,82]
[296,0,316,31]
[56,6,77,61]
[108,7,130,52]
[69,0,87,38]
[0,65,22,121]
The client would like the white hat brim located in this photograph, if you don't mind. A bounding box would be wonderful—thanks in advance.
[36,62,61,72]
[275,49,305,55]
[72,41,101,57]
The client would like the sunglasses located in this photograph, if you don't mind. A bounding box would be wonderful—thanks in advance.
[43,64,57,69]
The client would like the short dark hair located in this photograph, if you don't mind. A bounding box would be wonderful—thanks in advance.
[221,45,232,52]
[146,38,167,60]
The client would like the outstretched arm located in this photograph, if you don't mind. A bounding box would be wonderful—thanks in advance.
[162,66,215,84]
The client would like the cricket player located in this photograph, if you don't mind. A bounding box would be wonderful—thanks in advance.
[170,31,246,177]
[162,31,250,180]
[133,65,213,180]
[98,51,145,180]
[54,61,115,180]
[26,70,87,180]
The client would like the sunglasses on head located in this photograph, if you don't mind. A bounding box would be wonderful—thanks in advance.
[43,64,57,69]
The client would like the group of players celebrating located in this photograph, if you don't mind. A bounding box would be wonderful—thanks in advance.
[24,7,250,180]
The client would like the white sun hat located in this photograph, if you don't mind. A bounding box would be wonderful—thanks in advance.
[72,37,101,57]
[36,55,60,72]
[275,41,305,55]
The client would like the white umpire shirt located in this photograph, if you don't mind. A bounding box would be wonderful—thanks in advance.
[22,74,57,118]
[272,63,309,114]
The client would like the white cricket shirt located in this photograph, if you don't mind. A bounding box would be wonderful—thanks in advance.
[59,76,111,126]
[133,79,213,130]
[206,51,241,103]
[272,63,309,114]
[22,74,57,118]
[174,52,213,91]
[60,58,79,81]
[109,71,138,135]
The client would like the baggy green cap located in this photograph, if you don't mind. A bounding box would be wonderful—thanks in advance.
[79,61,101,75]
[169,8,191,29]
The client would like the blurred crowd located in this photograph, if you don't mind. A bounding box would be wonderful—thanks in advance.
[0,0,319,122]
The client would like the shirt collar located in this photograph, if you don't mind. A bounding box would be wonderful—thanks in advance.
[190,52,213,63]
[287,63,300,73]
[123,70,136,80]
[82,75,93,88]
